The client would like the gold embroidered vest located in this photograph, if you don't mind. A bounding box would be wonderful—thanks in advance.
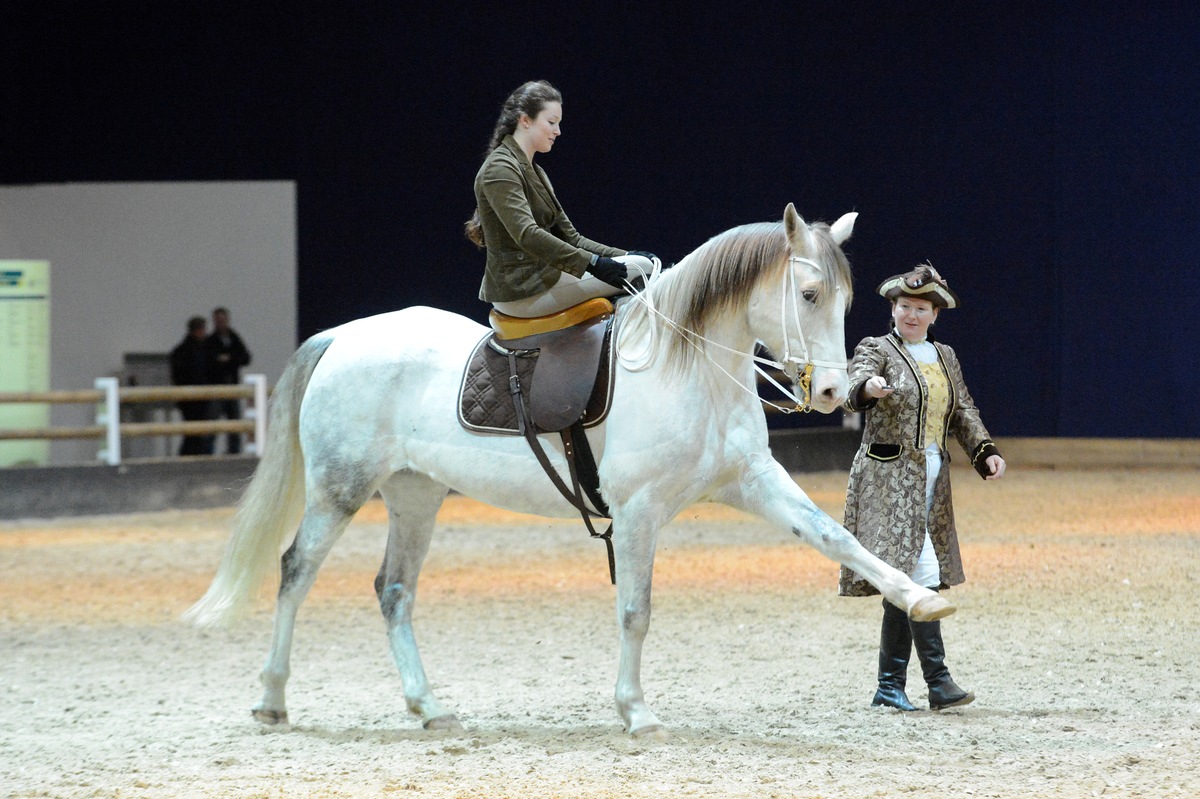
[920,359,950,450]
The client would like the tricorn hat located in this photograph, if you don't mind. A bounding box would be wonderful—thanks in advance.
[876,263,959,309]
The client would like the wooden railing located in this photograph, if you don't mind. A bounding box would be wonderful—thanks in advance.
[0,375,268,465]
[2,367,852,467]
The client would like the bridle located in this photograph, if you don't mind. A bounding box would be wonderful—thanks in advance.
[755,255,848,412]
[618,254,848,413]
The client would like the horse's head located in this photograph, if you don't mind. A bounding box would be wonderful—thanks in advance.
[749,203,855,414]
[631,208,855,414]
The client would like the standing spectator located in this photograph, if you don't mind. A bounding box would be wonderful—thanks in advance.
[206,306,252,454]
[170,315,215,456]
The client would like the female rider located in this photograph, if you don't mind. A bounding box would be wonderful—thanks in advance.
[465,80,655,317]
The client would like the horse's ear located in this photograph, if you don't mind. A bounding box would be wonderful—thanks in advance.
[784,203,805,238]
[830,212,858,245]
[784,203,811,251]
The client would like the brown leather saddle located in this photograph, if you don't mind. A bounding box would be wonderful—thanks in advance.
[457,298,619,582]
[459,297,616,435]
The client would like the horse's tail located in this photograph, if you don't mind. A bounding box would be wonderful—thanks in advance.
[182,332,334,628]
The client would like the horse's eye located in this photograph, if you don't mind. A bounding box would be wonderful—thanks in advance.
[802,289,819,304]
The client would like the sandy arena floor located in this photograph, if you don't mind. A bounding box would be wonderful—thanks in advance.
[1,465,1198,798]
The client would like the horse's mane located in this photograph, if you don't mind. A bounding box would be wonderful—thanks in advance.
[643,221,854,368]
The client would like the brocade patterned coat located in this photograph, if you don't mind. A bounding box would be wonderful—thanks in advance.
[838,332,1000,597]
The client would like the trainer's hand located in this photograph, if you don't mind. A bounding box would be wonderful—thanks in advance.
[984,454,1006,480]
[587,256,628,289]
[863,375,894,399]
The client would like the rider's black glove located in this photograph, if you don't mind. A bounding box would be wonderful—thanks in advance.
[586,256,628,289]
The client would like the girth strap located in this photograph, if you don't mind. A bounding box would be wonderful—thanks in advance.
[506,350,616,584]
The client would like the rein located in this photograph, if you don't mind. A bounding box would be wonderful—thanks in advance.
[618,255,847,413]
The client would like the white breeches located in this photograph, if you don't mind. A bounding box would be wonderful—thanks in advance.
[491,255,654,318]
[910,444,943,589]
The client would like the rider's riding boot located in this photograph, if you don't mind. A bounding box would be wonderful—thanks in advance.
[872,599,917,711]
[911,610,975,710]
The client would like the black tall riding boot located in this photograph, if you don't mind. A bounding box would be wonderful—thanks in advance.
[872,599,917,711]
[910,614,974,710]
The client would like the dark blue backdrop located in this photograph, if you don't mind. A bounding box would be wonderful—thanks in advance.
[2,3,1197,437]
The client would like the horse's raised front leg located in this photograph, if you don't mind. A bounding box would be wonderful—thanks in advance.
[375,473,459,731]
[611,512,668,737]
[254,502,356,725]
[730,457,954,621]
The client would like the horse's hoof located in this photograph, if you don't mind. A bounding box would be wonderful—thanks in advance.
[910,594,956,622]
[251,707,289,725]
[423,714,464,732]
[629,723,670,741]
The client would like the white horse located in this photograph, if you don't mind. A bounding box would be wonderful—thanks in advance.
[184,203,953,736]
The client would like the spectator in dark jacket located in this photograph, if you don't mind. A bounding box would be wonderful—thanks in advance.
[206,306,252,454]
[170,315,215,456]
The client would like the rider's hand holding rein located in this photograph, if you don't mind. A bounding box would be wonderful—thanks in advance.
[587,256,629,289]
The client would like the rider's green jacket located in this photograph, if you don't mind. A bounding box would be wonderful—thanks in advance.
[474,135,625,303]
